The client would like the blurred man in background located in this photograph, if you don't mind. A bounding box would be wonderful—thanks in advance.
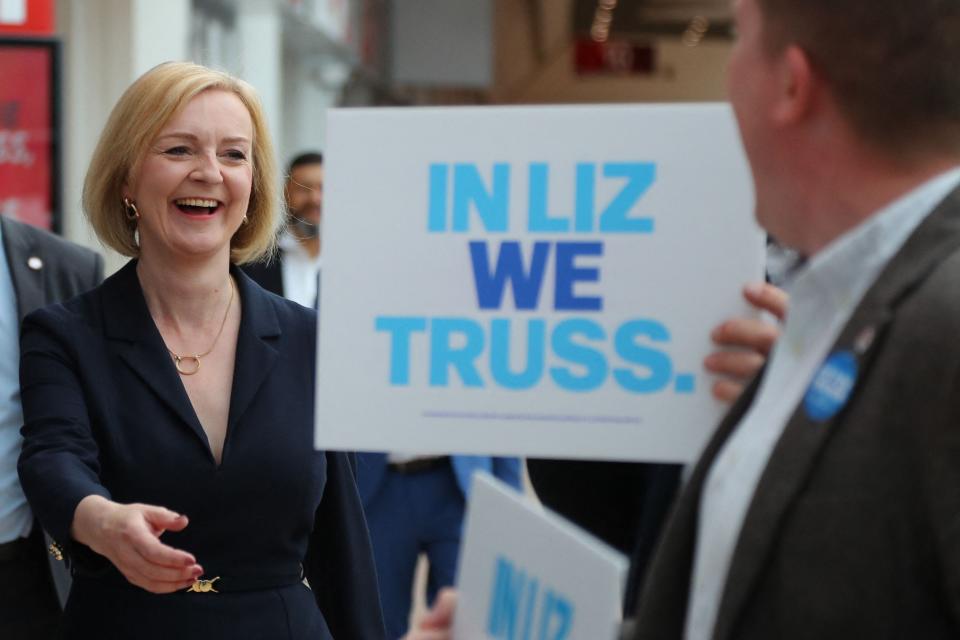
[244,151,324,307]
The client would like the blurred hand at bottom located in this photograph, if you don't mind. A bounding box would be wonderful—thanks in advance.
[402,588,458,640]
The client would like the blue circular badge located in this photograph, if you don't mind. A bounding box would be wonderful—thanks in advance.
[803,351,858,422]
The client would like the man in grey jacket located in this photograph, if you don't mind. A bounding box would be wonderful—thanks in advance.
[630,0,960,637]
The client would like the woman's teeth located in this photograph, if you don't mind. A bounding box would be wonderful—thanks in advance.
[175,198,219,214]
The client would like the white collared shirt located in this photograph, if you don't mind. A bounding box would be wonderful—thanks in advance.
[684,167,960,640]
[279,232,322,308]
[0,222,32,543]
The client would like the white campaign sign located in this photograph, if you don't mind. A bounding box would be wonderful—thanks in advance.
[454,473,628,640]
[316,103,764,461]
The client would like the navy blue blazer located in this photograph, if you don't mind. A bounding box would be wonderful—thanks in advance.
[17,261,386,640]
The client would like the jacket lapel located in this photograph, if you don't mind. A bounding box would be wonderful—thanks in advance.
[101,261,211,455]
[101,263,284,465]
[226,267,281,434]
[632,373,763,638]
[1,216,45,321]
[712,186,960,640]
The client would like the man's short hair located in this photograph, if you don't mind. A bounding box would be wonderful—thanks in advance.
[757,0,960,155]
[288,152,323,175]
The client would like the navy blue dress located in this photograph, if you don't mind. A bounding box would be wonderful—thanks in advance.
[18,261,385,639]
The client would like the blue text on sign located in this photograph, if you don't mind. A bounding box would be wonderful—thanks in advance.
[374,316,695,393]
[427,162,656,233]
[470,241,602,311]
[487,555,574,640]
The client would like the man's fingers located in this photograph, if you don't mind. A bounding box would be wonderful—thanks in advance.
[712,379,745,403]
[744,282,788,321]
[704,350,766,379]
[711,318,779,354]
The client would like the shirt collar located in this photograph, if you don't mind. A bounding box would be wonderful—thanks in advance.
[784,166,960,353]
[278,230,322,262]
[278,230,303,253]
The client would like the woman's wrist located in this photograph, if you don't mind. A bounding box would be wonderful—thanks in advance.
[71,494,115,548]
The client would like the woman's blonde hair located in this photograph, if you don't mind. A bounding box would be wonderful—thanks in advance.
[82,61,281,263]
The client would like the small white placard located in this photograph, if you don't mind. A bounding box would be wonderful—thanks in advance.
[0,0,26,24]
[316,103,764,461]
[454,473,628,640]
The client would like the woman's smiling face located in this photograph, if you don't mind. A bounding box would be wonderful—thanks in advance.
[125,89,254,264]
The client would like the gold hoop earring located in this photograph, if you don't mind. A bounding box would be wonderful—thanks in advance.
[123,197,140,221]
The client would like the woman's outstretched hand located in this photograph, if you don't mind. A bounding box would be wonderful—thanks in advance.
[72,495,204,593]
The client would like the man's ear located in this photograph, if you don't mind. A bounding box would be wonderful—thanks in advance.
[773,45,818,125]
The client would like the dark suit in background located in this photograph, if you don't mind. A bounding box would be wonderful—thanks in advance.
[526,459,681,613]
[628,188,960,639]
[242,255,284,298]
[0,215,102,639]
[17,261,385,640]
[357,453,521,638]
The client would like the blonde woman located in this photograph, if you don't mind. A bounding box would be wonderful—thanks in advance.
[17,62,384,639]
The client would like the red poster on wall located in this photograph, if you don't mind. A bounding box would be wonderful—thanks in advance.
[0,0,55,36]
[0,39,58,230]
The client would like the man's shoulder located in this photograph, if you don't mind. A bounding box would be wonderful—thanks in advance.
[240,253,283,296]
[904,241,960,316]
[2,217,100,268]
[881,241,960,364]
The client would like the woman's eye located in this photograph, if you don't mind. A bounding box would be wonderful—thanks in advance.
[163,146,191,156]
[224,150,247,161]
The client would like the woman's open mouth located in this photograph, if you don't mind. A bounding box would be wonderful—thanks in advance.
[174,197,222,215]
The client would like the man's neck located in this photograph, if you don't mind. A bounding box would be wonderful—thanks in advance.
[793,151,960,257]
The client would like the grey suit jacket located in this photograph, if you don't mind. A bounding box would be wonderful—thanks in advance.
[1,215,103,607]
[626,185,960,640]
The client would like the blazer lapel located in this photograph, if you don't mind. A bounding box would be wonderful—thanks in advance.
[101,261,211,456]
[226,267,281,435]
[633,373,763,638]
[1,216,45,321]
[712,186,960,640]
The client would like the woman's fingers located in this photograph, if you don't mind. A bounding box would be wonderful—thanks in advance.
[133,528,197,568]
[141,505,191,536]
[113,551,199,593]
[72,496,202,593]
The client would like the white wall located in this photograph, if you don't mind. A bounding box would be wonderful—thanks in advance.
[57,0,189,273]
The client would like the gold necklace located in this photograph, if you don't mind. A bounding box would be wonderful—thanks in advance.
[166,278,236,376]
